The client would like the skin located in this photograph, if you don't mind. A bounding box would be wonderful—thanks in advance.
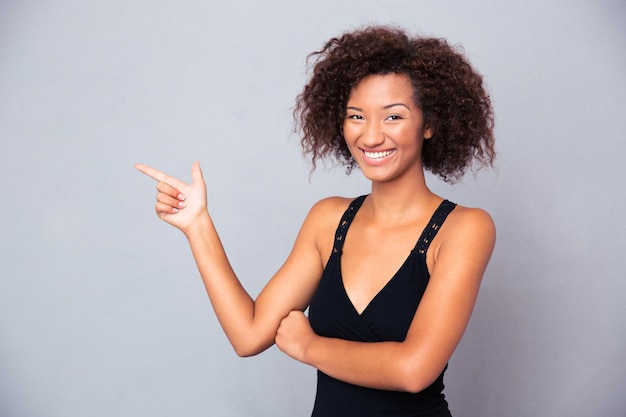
[135,73,496,393]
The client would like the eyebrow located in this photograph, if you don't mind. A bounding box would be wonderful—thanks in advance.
[346,103,411,111]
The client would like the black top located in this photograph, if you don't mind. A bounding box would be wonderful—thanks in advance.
[308,195,457,417]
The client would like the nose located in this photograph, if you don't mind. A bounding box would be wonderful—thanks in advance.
[361,121,385,148]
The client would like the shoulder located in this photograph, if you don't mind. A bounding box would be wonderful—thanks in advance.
[426,203,496,287]
[305,196,358,226]
[436,204,496,258]
[447,204,495,235]
[299,196,360,249]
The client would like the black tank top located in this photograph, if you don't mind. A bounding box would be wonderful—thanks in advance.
[308,195,457,417]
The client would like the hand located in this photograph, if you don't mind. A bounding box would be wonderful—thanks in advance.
[275,310,317,363]
[135,161,209,234]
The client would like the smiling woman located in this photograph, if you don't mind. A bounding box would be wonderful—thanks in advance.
[342,74,431,184]
[136,25,496,417]
[295,26,495,184]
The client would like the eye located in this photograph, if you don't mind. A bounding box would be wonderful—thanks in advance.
[346,114,364,120]
[386,114,403,121]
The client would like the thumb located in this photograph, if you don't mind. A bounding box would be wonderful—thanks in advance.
[191,161,204,185]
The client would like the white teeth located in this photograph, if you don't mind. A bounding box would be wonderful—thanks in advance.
[364,149,394,159]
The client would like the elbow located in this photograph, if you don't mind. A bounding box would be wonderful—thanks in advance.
[400,372,437,394]
[396,357,442,394]
[233,346,256,358]
[232,340,271,358]
[399,372,426,394]
[402,376,431,394]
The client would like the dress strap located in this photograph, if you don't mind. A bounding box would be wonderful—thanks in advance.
[415,200,457,255]
[332,195,367,254]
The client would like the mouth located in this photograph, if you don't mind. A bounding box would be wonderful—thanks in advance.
[362,149,396,159]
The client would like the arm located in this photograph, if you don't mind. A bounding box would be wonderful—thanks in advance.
[275,207,496,392]
[135,162,336,357]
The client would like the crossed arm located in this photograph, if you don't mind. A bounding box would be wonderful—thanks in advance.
[136,162,495,392]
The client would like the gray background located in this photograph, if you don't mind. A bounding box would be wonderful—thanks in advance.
[1,0,624,416]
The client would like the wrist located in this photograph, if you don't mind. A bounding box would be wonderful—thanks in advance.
[302,333,321,366]
[183,211,213,239]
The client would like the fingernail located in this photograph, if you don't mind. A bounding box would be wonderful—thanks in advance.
[178,201,186,208]
[178,194,186,201]
[172,208,179,213]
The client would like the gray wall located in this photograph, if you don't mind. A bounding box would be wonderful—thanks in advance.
[1,1,624,416]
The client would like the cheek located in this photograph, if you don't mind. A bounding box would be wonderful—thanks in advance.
[398,125,422,143]
[342,123,357,145]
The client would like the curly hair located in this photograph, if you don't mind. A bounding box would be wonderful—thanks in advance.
[294,25,495,183]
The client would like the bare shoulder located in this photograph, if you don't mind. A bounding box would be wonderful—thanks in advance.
[447,205,495,236]
[302,196,359,257]
[294,195,357,241]
[306,196,356,225]
[435,204,496,259]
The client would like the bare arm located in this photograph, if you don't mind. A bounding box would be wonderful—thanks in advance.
[135,162,334,357]
[275,207,496,392]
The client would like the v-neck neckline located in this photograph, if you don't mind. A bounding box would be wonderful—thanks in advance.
[335,196,452,317]
[339,249,416,316]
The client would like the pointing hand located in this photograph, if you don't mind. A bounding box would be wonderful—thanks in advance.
[135,161,209,234]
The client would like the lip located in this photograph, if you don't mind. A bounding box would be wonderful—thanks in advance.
[360,148,396,165]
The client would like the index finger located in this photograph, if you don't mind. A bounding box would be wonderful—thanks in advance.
[134,163,185,189]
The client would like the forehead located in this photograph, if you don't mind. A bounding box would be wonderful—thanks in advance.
[347,73,415,105]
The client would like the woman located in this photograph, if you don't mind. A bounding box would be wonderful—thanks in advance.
[136,25,496,416]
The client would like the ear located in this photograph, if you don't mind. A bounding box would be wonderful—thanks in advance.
[423,124,434,140]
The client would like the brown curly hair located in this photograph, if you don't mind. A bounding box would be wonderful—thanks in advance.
[294,25,495,183]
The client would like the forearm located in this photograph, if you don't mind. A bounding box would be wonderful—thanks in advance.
[302,336,441,393]
[185,213,271,356]
[136,162,312,357]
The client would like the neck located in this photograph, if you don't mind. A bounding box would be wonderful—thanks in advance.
[366,171,440,224]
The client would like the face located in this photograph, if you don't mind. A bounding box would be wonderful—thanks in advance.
[343,73,432,184]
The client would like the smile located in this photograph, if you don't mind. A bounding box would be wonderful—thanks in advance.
[363,149,396,159]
